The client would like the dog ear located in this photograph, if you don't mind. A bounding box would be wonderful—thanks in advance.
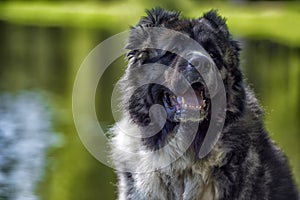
[225,39,241,68]
[202,10,240,68]
[202,10,229,37]
[137,7,180,27]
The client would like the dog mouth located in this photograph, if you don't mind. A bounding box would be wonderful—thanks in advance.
[162,83,210,122]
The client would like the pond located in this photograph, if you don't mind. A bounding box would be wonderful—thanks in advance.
[0,4,299,200]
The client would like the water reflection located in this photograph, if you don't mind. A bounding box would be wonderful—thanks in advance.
[0,92,58,200]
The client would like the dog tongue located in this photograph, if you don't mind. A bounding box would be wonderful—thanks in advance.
[183,89,204,107]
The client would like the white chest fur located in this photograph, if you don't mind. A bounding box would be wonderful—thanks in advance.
[132,164,220,200]
[111,116,224,200]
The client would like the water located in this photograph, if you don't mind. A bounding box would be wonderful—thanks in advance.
[0,92,58,200]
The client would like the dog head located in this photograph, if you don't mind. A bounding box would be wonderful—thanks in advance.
[120,8,245,150]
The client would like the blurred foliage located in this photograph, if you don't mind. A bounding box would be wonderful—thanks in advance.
[241,41,300,190]
[0,1,300,46]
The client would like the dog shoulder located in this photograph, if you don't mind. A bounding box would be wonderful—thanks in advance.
[110,115,142,170]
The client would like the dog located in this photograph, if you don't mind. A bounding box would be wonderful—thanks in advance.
[110,8,299,200]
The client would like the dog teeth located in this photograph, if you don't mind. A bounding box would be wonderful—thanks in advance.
[182,104,202,110]
[179,97,206,110]
[189,105,206,109]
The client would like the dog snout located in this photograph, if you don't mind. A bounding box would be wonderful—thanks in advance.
[188,52,212,76]
[185,51,220,97]
[181,51,211,84]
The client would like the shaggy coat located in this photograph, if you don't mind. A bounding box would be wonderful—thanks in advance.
[110,8,299,200]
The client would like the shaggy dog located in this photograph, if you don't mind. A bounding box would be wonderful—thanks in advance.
[110,8,299,200]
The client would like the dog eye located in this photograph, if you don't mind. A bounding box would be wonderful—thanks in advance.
[139,49,169,64]
[138,50,148,59]
[136,50,150,64]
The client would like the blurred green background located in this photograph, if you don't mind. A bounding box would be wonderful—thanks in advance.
[0,0,299,200]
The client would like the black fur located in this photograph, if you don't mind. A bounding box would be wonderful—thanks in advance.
[124,8,245,150]
[111,8,299,200]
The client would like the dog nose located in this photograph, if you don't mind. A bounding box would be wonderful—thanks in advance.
[186,51,220,98]
[183,51,212,83]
